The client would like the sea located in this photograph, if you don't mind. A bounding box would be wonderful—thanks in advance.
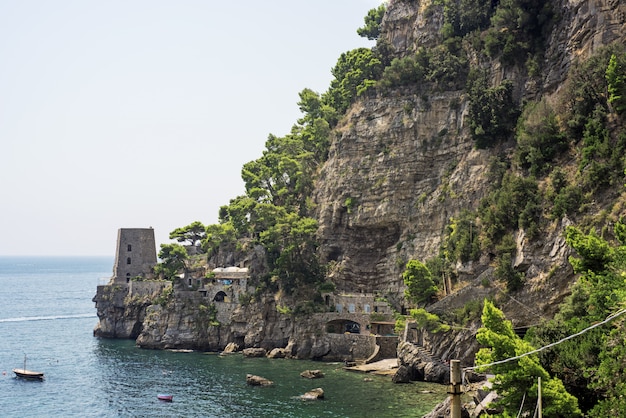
[0,256,446,417]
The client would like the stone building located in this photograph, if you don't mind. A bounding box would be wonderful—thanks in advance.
[112,228,157,283]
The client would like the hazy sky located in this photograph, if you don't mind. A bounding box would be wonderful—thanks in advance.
[1,1,381,256]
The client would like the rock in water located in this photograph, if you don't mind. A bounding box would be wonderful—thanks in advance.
[220,342,239,355]
[300,387,324,400]
[242,348,267,358]
[300,369,325,379]
[267,348,287,358]
[246,374,274,386]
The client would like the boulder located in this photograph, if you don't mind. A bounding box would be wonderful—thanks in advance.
[267,348,288,359]
[391,365,411,384]
[220,342,239,355]
[242,347,267,358]
[300,369,325,379]
[423,361,449,383]
[246,374,273,386]
[300,387,324,400]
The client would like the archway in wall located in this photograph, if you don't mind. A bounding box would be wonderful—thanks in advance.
[326,319,361,334]
[213,291,227,302]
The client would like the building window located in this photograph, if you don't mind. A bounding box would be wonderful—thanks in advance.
[127,244,132,251]
[127,257,131,265]
[348,303,355,313]
[126,273,131,283]
[364,304,371,313]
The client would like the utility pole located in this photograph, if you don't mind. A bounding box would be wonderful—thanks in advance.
[450,360,462,418]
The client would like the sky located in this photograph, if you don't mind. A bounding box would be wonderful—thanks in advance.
[0,0,382,256]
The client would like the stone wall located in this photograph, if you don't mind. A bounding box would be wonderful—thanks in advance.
[129,280,168,298]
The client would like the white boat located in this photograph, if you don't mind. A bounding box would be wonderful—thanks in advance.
[13,355,44,380]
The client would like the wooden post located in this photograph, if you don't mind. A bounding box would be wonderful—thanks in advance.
[538,376,542,418]
[450,360,462,418]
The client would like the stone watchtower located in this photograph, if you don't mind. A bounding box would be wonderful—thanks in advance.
[112,228,157,283]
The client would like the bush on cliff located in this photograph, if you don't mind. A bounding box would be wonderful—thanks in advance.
[475,300,581,417]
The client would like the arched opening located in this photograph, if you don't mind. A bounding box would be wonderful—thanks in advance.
[213,291,227,302]
[326,319,361,334]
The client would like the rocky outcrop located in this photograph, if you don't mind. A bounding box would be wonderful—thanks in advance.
[220,342,239,354]
[314,0,626,319]
[246,374,273,386]
[396,341,450,384]
[315,89,485,298]
[242,347,267,358]
[300,387,324,400]
[300,370,325,379]
[92,281,169,339]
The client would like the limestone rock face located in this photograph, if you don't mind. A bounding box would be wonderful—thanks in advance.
[92,283,165,339]
[314,0,626,313]
[315,90,486,297]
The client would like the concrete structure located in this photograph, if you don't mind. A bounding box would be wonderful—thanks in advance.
[112,228,157,283]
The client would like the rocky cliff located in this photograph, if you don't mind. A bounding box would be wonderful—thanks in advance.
[316,0,626,318]
[94,0,626,371]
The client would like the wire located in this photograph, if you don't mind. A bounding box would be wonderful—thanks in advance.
[464,307,626,372]
[516,392,526,418]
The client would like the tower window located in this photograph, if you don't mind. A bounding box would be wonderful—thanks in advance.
[127,244,132,251]
[127,257,131,265]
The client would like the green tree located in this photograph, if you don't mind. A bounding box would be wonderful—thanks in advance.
[483,0,554,65]
[259,210,324,294]
[441,0,494,39]
[475,300,581,417]
[169,221,206,249]
[528,222,626,413]
[566,226,614,273]
[154,243,189,280]
[514,100,568,176]
[606,53,626,114]
[410,308,450,333]
[357,4,385,40]
[443,210,480,264]
[403,260,438,306]
[323,48,383,114]
[467,72,519,148]
[202,222,237,257]
[478,172,540,249]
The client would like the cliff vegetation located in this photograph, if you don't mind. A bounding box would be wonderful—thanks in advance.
[96,0,626,415]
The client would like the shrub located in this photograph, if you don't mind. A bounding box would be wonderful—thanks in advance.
[467,72,519,148]
[515,100,568,176]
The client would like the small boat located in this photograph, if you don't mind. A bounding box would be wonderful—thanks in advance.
[13,368,44,380]
[13,355,44,380]
[157,394,173,402]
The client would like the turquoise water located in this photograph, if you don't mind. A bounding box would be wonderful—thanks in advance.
[0,257,446,417]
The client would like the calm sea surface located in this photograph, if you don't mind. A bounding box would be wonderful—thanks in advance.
[0,256,446,417]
